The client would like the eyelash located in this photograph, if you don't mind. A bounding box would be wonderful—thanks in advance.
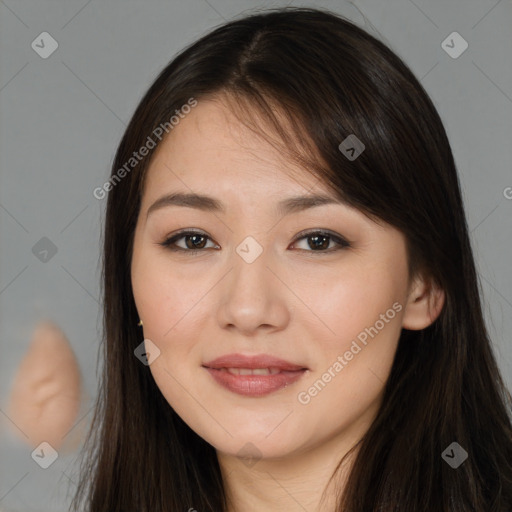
[158,229,351,255]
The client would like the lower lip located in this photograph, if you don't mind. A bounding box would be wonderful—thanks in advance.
[204,367,307,396]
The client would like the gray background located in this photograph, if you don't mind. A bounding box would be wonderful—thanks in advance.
[0,0,511,510]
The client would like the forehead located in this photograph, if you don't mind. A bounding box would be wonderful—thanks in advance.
[142,97,324,201]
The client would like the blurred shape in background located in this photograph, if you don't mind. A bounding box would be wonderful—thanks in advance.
[6,320,85,452]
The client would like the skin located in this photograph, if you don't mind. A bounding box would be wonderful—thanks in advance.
[130,95,444,512]
[6,320,84,452]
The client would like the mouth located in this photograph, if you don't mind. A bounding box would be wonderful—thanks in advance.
[202,353,308,396]
[213,367,289,375]
[203,353,308,371]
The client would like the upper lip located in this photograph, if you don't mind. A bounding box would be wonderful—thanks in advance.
[203,353,307,371]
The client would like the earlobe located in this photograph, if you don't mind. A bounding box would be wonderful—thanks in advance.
[401,275,445,330]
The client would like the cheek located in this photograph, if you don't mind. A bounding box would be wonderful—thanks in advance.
[131,250,211,381]
[132,260,204,415]
[299,263,405,405]
[294,299,402,442]
[304,263,404,348]
[132,246,192,333]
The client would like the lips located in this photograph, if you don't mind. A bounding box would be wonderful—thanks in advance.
[222,367,281,375]
[203,353,307,372]
[202,353,308,397]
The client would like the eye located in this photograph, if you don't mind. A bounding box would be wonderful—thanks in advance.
[290,229,351,253]
[159,229,351,254]
[159,229,219,253]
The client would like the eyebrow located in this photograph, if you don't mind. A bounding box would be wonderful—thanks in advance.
[146,192,346,220]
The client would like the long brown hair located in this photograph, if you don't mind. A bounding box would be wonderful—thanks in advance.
[71,7,512,511]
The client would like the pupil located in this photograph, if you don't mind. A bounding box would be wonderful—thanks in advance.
[310,235,329,250]
[187,235,206,249]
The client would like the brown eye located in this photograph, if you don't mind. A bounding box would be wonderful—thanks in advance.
[160,230,217,252]
[182,233,208,250]
[291,230,351,253]
[159,229,351,255]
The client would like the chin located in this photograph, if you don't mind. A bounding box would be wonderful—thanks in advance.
[193,417,312,460]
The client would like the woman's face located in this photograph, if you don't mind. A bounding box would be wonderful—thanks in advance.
[131,96,415,462]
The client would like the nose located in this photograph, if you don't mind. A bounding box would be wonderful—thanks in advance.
[215,241,291,336]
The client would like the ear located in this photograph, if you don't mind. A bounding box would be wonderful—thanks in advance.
[401,273,445,330]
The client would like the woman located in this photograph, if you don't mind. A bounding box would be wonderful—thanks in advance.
[71,7,512,511]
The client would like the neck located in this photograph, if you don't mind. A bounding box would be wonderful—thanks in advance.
[217,430,361,512]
